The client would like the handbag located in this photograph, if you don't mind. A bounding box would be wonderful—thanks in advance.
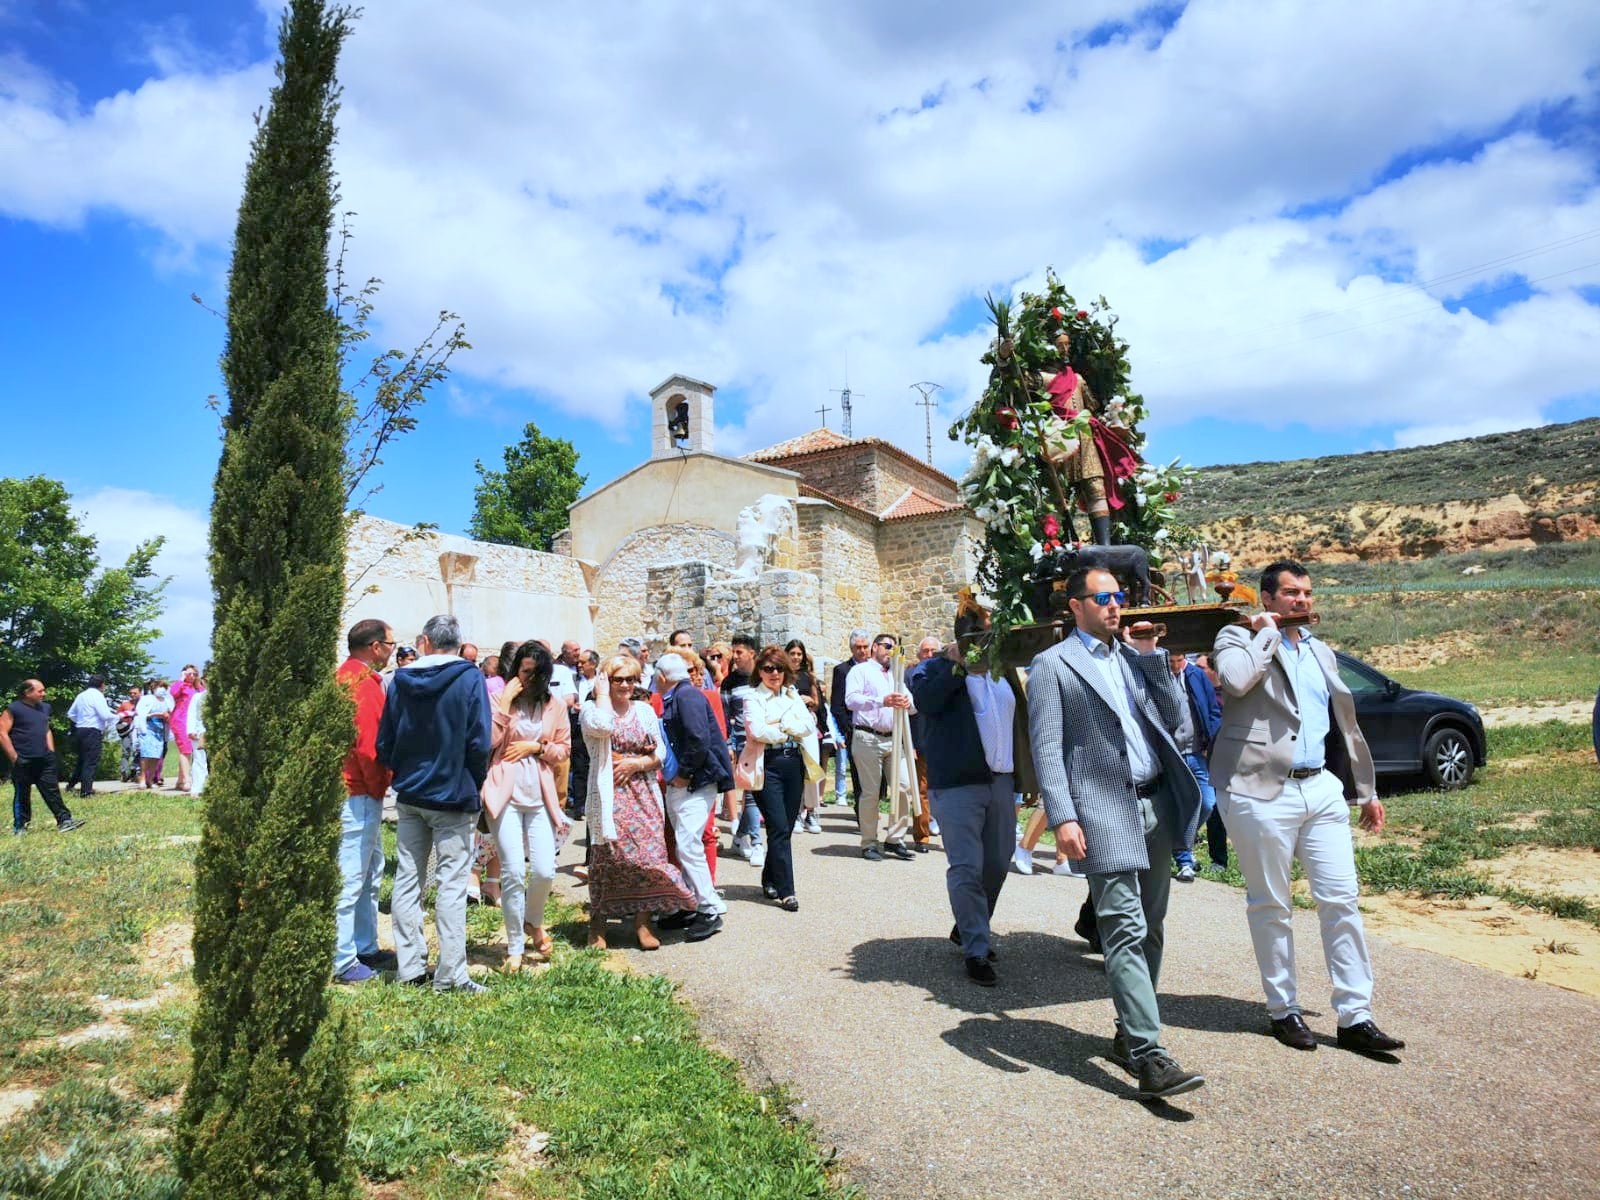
[660,732,680,786]
[733,738,765,792]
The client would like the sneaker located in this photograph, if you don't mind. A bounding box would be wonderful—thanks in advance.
[929,819,941,836]
[1136,1052,1205,1101]
[730,834,751,861]
[56,818,86,833]
[802,812,822,834]
[1205,862,1227,876]
[684,912,724,942]
[862,845,884,862]
[10,827,25,837]
[1012,845,1034,875]
[1110,1028,1133,1072]
[1052,859,1080,876]
[884,841,915,861]
[444,979,489,995]
[1176,863,1196,883]
[335,962,377,985]
[748,843,767,869]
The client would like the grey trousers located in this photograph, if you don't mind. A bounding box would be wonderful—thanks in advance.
[392,803,476,990]
[1086,804,1175,1064]
[930,772,1014,960]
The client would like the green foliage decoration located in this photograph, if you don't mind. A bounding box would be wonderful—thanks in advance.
[469,421,588,551]
[176,2,358,1195]
[948,270,1193,647]
[0,475,167,702]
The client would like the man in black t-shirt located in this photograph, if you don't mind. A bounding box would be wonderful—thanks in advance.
[1,680,83,834]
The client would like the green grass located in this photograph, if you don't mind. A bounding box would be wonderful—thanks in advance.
[1393,650,1600,707]
[0,791,858,1199]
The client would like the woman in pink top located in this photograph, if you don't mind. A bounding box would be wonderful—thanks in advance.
[168,665,205,791]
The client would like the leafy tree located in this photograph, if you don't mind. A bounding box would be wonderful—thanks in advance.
[469,421,587,550]
[0,475,166,701]
[177,2,358,1194]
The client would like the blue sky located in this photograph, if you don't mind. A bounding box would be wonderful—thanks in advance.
[4,0,1599,668]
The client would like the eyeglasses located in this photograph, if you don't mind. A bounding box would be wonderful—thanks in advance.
[873,641,896,650]
[758,664,784,674]
[706,653,723,661]
[1073,590,1126,606]
[610,675,640,685]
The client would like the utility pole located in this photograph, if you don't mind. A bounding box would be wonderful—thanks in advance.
[910,381,942,463]
[815,400,831,429]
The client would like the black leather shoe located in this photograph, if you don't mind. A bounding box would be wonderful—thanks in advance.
[949,925,996,961]
[656,910,698,931]
[965,956,997,986]
[1110,1028,1133,1072]
[358,949,399,972]
[884,842,915,861]
[861,845,884,861]
[1136,1053,1205,1101]
[1336,1020,1405,1055]
[1270,1013,1317,1051]
[1073,908,1103,955]
[684,912,724,942]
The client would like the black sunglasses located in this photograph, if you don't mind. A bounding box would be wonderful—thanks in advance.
[758,663,784,673]
[1073,590,1126,606]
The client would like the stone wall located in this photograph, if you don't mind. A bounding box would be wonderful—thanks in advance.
[873,448,959,507]
[645,562,822,657]
[796,502,882,660]
[877,514,985,646]
[592,523,736,651]
[344,514,593,650]
[786,451,875,511]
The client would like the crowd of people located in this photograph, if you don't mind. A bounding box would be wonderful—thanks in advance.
[2,667,209,835]
[6,554,1405,1106]
[332,557,1405,1104]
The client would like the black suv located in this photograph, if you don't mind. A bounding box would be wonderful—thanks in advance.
[1333,651,1486,789]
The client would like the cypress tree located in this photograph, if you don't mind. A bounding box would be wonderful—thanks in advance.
[178,3,357,1194]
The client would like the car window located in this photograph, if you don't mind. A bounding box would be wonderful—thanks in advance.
[1336,655,1386,696]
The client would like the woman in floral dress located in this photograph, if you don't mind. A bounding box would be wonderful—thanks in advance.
[580,655,694,950]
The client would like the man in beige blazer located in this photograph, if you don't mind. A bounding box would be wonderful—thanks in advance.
[1211,560,1404,1058]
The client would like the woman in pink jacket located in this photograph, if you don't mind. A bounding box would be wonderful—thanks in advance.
[481,640,572,973]
[168,665,205,792]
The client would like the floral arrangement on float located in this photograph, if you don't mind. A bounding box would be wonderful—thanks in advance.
[949,269,1194,650]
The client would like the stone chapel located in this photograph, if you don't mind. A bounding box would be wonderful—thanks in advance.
[344,373,982,661]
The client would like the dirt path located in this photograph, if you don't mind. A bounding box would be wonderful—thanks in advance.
[555,808,1600,1200]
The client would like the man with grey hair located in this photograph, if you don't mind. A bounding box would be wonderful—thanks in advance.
[378,614,493,993]
[656,652,733,940]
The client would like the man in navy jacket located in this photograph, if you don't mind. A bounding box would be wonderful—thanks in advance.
[910,649,1015,986]
[1170,652,1224,879]
[378,613,492,992]
[658,653,733,940]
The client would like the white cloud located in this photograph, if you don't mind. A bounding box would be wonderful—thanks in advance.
[74,488,212,673]
[3,0,1599,480]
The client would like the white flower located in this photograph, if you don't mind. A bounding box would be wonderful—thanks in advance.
[1028,541,1045,561]
[1154,528,1170,542]
[1134,491,1148,506]
[998,445,1021,468]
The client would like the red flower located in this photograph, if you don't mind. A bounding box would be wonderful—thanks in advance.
[1164,491,1180,503]
[1043,513,1061,538]
[995,406,1020,431]
[1076,309,1088,320]
[1050,306,1065,320]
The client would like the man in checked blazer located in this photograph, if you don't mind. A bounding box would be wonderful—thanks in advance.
[1211,559,1404,1058]
[1028,566,1205,1102]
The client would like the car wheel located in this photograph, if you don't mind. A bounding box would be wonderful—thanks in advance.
[1424,727,1474,789]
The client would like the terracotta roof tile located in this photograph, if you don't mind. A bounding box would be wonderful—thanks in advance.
[746,428,854,461]
[880,486,968,521]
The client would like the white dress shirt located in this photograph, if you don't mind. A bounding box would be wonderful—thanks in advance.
[1074,630,1159,785]
[964,671,1015,774]
[66,687,117,733]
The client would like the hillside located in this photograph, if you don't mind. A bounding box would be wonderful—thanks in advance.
[1184,417,1600,562]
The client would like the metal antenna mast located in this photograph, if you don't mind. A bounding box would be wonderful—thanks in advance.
[909,381,942,463]
[831,355,861,438]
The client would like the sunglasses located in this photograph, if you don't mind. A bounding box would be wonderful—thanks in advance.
[706,653,723,661]
[1074,590,1126,606]
[758,663,784,674]
[610,675,640,684]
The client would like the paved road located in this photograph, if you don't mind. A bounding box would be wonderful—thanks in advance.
[558,805,1600,1200]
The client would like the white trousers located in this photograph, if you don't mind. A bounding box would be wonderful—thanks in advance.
[490,805,557,955]
[664,783,725,915]
[1221,770,1375,1027]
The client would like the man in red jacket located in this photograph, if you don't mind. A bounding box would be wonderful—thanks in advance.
[334,618,396,983]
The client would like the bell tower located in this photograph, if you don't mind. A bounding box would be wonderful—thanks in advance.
[650,374,716,459]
